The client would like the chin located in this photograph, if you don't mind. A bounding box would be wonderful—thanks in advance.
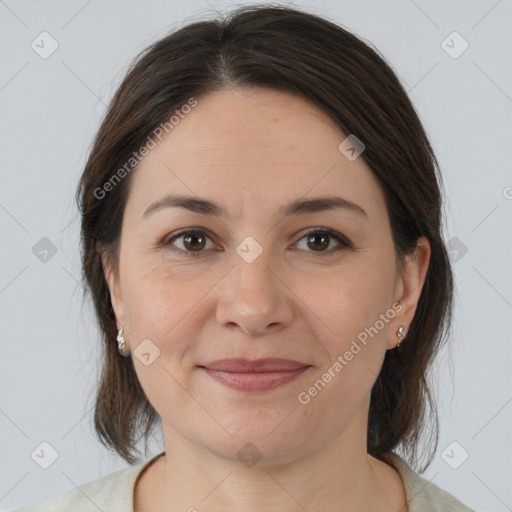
[195,422,313,467]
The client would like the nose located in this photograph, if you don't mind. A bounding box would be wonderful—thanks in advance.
[216,252,294,337]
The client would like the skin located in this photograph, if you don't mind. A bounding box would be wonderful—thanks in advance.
[103,87,430,512]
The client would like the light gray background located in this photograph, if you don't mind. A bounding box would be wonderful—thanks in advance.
[1,1,511,510]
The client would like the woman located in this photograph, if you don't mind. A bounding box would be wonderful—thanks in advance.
[15,4,476,511]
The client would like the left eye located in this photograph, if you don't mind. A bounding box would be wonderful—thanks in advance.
[163,228,350,257]
[294,229,350,254]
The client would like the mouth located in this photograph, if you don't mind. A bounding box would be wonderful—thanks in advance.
[198,358,312,392]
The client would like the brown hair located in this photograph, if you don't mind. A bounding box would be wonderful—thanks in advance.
[77,4,453,471]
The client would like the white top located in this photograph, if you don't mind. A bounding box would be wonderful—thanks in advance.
[13,451,476,511]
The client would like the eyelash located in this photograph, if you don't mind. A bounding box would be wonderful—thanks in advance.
[162,227,351,258]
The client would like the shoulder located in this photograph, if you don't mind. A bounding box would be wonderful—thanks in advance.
[383,452,476,512]
[12,460,148,512]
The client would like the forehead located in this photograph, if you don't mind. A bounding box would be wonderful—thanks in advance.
[125,87,386,221]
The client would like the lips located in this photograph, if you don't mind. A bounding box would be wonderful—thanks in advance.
[198,358,311,392]
[199,358,308,372]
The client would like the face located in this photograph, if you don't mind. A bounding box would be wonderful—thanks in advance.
[104,87,430,464]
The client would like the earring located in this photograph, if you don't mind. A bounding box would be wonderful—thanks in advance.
[396,325,406,347]
[117,328,131,357]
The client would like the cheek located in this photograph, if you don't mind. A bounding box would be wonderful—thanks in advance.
[124,271,199,411]
[297,268,394,427]
[121,267,192,353]
[300,259,395,352]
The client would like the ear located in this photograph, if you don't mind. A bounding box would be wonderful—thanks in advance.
[388,236,431,349]
[101,252,127,331]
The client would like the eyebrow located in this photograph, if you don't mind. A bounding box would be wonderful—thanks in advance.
[142,193,368,220]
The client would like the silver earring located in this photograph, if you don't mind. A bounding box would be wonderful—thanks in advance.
[396,325,406,347]
[117,328,130,357]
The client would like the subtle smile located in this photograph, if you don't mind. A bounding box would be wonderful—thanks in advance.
[198,358,312,392]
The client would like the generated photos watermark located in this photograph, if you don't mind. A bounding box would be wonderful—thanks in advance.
[93,97,198,200]
[297,301,403,405]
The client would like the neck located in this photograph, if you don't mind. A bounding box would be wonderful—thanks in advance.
[137,413,406,512]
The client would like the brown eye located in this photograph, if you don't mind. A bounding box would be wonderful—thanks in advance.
[182,233,207,251]
[164,230,215,257]
[164,227,350,258]
[295,228,350,255]
[306,232,330,251]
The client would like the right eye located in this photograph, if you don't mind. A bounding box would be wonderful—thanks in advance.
[163,229,217,257]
